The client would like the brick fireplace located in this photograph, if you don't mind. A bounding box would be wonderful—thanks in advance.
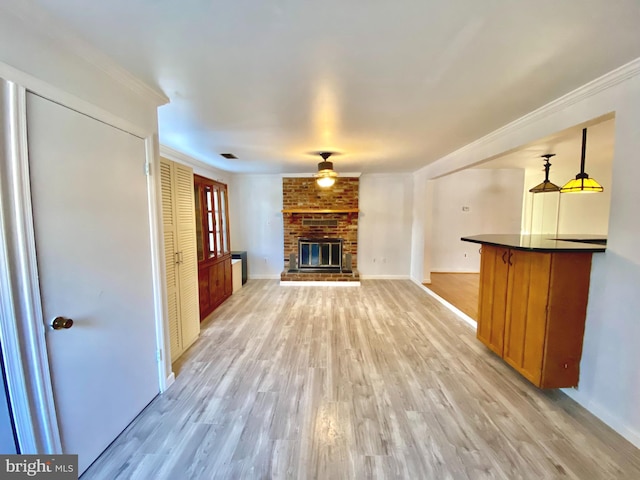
[281,177,360,283]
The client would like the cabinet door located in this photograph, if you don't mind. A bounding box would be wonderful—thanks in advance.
[160,159,183,360]
[477,245,510,355]
[540,252,592,388]
[224,258,233,297]
[198,265,211,316]
[174,163,200,348]
[503,250,551,386]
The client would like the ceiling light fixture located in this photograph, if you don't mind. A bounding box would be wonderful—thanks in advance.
[560,128,604,193]
[315,152,338,188]
[529,154,561,193]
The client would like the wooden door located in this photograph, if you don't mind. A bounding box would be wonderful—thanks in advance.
[477,245,510,355]
[503,249,551,386]
[27,93,158,473]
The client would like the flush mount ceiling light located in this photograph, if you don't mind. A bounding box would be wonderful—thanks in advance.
[314,152,338,188]
[529,154,561,193]
[560,128,604,193]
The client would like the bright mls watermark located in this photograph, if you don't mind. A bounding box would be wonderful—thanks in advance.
[1,455,77,479]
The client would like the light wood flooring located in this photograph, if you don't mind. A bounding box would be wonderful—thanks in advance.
[82,280,640,479]
[424,273,480,320]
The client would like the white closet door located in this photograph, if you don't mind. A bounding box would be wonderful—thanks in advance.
[27,93,158,474]
[160,158,182,360]
[174,163,200,348]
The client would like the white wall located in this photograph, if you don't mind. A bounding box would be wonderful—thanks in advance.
[230,173,416,279]
[557,162,612,236]
[0,3,164,135]
[414,58,640,447]
[228,175,284,279]
[358,174,413,278]
[410,172,428,283]
[522,145,613,236]
[430,169,524,273]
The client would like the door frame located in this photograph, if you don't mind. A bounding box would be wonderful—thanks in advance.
[0,70,172,454]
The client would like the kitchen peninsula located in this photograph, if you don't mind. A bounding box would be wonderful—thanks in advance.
[461,234,606,389]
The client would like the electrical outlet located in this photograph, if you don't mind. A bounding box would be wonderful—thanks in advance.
[462,206,470,212]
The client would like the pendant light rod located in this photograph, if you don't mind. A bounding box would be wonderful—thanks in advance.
[541,154,555,183]
[529,153,560,193]
[560,126,603,193]
[578,128,587,177]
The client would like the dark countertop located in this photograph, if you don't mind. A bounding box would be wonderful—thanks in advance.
[460,234,606,252]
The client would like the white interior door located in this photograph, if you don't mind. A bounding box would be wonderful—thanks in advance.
[26,93,159,474]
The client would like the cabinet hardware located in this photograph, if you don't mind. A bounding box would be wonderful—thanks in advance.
[508,252,513,266]
[502,251,507,264]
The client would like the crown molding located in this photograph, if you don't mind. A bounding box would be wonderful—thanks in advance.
[417,56,640,177]
[1,0,168,106]
[0,60,151,138]
[159,144,230,176]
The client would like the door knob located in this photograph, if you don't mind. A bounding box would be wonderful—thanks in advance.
[51,316,74,330]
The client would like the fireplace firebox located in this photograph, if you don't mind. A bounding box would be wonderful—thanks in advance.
[295,237,345,272]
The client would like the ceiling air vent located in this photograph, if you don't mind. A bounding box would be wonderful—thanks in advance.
[220,153,237,159]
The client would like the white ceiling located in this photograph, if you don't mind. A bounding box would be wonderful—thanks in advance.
[30,0,640,174]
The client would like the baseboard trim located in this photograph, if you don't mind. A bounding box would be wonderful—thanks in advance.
[163,372,176,392]
[248,275,281,280]
[411,278,477,329]
[430,269,480,274]
[280,281,361,287]
[358,275,410,280]
[562,388,640,449]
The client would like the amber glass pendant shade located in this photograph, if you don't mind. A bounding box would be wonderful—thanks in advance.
[529,154,561,193]
[561,128,604,193]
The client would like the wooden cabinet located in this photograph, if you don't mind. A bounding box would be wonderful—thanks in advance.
[160,158,200,362]
[198,257,232,314]
[477,245,592,388]
[194,175,232,320]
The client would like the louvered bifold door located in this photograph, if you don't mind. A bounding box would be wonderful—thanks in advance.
[160,158,182,361]
[174,163,200,349]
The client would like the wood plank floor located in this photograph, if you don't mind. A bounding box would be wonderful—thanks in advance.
[82,280,640,479]
[424,273,479,320]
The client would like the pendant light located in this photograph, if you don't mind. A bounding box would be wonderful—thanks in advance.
[560,128,604,193]
[315,152,338,188]
[529,154,561,193]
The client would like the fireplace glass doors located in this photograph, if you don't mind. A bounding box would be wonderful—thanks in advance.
[298,238,342,270]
